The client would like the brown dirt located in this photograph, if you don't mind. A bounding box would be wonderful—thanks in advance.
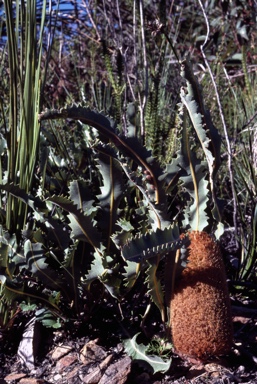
[0,301,257,384]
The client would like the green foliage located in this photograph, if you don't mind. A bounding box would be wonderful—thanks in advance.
[101,40,125,126]
[35,71,221,312]
[123,333,172,374]
[228,93,257,283]
[0,45,225,377]
[0,0,57,328]
[34,308,62,329]
[146,336,173,359]
[0,58,222,325]
[121,226,183,263]
[1,0,257,373]
[2,0,49,234]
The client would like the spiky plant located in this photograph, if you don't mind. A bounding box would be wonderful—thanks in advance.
[160,53,234,359]
[36,53,233,364]
[170,231,233,360]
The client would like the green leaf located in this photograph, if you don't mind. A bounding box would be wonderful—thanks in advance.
[122,260,141,290]
[124,333,172,374]
[173,101,210,231]
[35,308,62,329]
[100,268,122,299]
[0,278,60,311]
[0,229,22,277]
[43,217,70,252]
[69,179,96,216]
[83,247,122,299]
[121,225,183,263]
[24,240,63,292]
[0,183,48,216]
[180,160,209,231]
[111,218,134,249]
[4,0,48,234]
[47,195,101,250]
[180,88,214,183]
[84,249,105,284]
[122,226,188,320]
[97,152,125,250]
[145,261,165,320]
[181,58,223,226]
[19,303,38,312]
[0,277,23,304]
[39,105,163,205]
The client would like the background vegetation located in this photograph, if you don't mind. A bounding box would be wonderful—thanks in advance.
[0,0,257,371]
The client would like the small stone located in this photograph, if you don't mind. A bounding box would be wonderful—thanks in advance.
[99,354,113,369]
[55,354,77,372]
[80,354,113,383]
[98,356,131,384]
[81,366,101,383]
[80,340,107,365]
[66,366,81,380]
[5,373,27,381]
[53,373,62,382]
[20,379,45,384]
[51,345,73,360]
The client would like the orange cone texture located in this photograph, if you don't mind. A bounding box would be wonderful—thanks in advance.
[170,231,233,360]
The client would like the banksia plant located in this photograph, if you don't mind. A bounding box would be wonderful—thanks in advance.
[165,57,234,360]
[170,231,233,360]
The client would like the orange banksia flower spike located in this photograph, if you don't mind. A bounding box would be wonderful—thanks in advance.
[170,231,233,360]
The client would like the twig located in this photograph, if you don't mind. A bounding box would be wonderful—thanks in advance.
[241,110,257,131]
[116,0,123,42]
[81,0,101,41]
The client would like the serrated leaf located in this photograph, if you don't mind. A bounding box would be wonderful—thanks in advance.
[24,240,63,291]
[84,249,105,284]
[181,88,214,182]
[84,248,121,298]
[159,154,182,193]
[122,260,141,290]
[39,105,164,205]
[44,217,70,251]
[97,152,125,250]
[100,268,122,299]
[173,103,209,232]
[145,261,165,319]
[121,225,183,263]
[0,277,22,304]
[111,218,134,249]
[0,183,48,216]
[145,237,189,320]
[69,179,96,215]
[47,195,101,250]
[0,230,23,277]
[121,226,187,321]
[0,278,60,310]
[117,160,170,230]
[124,333,172,374]
[182,58,223,225]
[19,303,38,312]
[62,241,84,312]
[180,161,209,231]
